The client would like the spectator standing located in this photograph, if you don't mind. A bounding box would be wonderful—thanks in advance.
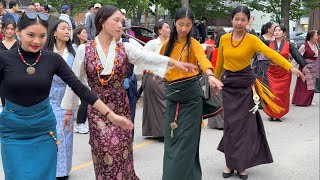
[59,5,73,39]
[0,0,15,24]
[28,3,35,11]
[85,3,101,40]
[43,4,58,29]
[8,1,19,23]
[192,20,200,41]
[72,25,90,134]
[84,4,94,24]
[34,2,41,12]
[198,16,207,43]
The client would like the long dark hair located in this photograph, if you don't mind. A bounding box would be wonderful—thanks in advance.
[2,19,16,34]
[306,30,317,42]
[231,6,250,19]
[95,5,119,36]
[164,7,194,58]
[44,19,75,57]
[72,25,86,46]
[261,22,273,36]
[274,25,286,33]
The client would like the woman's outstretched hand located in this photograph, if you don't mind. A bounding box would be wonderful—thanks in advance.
[208,75,224,95]
[107,111,134,130]
[290,67,306,82]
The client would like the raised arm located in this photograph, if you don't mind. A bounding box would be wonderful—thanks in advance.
[253,36,305,80]
[290,43,308,68]
[253,36,293,71]
[124,43,197,77]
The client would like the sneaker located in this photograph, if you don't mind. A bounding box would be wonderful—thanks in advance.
[74,124,89,134]
[82,123,89,131]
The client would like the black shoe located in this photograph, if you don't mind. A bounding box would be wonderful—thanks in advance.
[268,117,275,121]
[237,171,248,180]
[222,170,234,178]
[57,176,69,180]
[157,137,164,142]
[269,117,282,122]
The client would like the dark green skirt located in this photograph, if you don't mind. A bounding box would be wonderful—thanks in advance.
[162,76,222,180]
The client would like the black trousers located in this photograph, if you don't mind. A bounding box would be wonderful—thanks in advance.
[77,99,88,124]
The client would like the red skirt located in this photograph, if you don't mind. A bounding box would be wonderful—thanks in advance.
[263,65,291,118]
[292,67,315,106]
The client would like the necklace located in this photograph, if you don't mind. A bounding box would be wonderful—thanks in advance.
[18,48,42,75]
[231,31,247,48]
[93,40,119,85]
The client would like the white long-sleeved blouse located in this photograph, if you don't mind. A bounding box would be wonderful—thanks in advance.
[61,38,169,109]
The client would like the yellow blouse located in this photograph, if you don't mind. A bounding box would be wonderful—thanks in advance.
[160,37,213,82]
[215,33,293,78]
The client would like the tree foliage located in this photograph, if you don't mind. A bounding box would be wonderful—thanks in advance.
[159,0,233,20]
[36,0,117,15]
[231,0,319,22]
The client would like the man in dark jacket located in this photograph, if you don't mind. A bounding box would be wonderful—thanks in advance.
[198,16,207,43]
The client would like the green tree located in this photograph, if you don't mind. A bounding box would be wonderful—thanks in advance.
[159,0,232,20]
[117,0,148,26]
[231,0,319,38]
[38,0,117,15]
[231,0,315,22]
[189,0,233,20]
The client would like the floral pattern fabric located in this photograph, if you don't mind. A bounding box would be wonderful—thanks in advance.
[49,53,74,177]
[84,41,139,180]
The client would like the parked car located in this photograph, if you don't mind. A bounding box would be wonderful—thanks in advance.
[293,32,307,49]
[130,26,155,44]
[289,31,304,43]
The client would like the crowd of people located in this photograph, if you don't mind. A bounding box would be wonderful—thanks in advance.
[0,2,318,180]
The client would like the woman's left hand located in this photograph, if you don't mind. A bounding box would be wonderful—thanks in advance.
[290,67,306,82]
[208,75,224,95]
[63,114,72,132]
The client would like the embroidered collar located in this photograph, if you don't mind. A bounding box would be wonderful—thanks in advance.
[95,37,117,75]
